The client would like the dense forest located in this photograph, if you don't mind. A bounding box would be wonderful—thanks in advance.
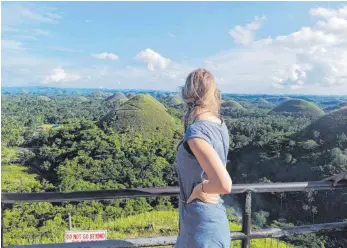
[2,87,347,247]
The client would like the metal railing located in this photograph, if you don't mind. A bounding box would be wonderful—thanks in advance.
[2,180,347,248]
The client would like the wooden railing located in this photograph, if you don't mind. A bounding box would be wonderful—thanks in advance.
[2,180,347,248]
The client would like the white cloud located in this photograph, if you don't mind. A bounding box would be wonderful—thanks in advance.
[2,3,61,29]
[168,33,176,38]
[32,28,51,37]
[2,40,27,50]
[135,49,171,71]
[48,46,81,53]
[42,67,81,84]
[228,16,266,45]
[205,5,347,94]
[92,52,119,60]
[310,6,347,19]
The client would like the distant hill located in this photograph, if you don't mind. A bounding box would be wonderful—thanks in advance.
[270,99,324,118]
[160,93,168,98]
[74,96,89,102]
[170,95,183,106]
[99,94,182,138]
[296,107,347,146]
[127,93,136,99]
[37,96,51,102]
[106,92,128,103]
[221,100,245,110]
[277,97,291,103]
[257,98,269,104]
[322,100,346,105]
[324,101,347,111]
[90,91,107,98]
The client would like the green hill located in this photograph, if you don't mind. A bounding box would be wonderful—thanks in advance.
[37,96,51,102]
[270,99,324,118]
[106,92,128,103]
[257,98,270,105]
[277,96,291,103]
[99,94,182,138]
[90,91,107,98]
[297,107,347,145]
[170,95,183,106]
[324,101,347,111]
[221,100,245,110]
[74,96,89,102]
[160,93,168,98]
[127,93,136,99]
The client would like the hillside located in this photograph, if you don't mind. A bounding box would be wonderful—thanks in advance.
[99,94,182,138]
[106,92,128,103]
[90,91,107,98]
[270,99,324,118]
[257,98,270,105]
[297,107,347,145]
[37,96,51,102]
[127,93,136,99]
[170,95,183,106]
[74,96,89,102]
[221,100,245,110]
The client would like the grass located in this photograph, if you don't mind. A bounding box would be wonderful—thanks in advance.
[75,210,294,248]
[1,164,43,193]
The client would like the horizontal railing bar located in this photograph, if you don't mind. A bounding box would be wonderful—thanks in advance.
[5,222,347,247]
[2,181,347,204]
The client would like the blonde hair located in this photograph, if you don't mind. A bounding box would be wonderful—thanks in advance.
[180,68,221,131]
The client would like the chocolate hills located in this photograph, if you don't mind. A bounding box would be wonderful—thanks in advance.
[270,99,324,118]
[99,94,182,138]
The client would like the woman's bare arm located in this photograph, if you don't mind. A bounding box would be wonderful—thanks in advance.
[187,138,232,194]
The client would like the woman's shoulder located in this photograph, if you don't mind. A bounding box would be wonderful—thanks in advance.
[186,119,228,139]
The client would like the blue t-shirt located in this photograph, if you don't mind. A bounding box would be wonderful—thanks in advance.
[175,119,231,247]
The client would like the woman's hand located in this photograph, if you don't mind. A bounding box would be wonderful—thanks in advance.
[186,180,220,204]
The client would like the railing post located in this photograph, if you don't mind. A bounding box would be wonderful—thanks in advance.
[68,213,72,231]
[1,203,4,248]
[241,190,252,248]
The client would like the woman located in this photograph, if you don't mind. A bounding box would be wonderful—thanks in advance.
[176,68,232,248]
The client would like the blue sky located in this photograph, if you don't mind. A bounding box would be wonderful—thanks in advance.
[2,1,347,95]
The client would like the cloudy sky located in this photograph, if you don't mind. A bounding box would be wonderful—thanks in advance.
[2,2,347,95]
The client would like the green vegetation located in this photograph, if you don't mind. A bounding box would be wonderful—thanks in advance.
[270,99,325,118]
[37,96,51,102]
[2,206,293,247]
[1,165,46,193]
[75,96,89,102]
[2,89,347,247]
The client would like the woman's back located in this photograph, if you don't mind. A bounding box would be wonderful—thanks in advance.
[176,119,229,202]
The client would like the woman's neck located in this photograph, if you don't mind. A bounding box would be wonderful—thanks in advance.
[191,108,220,123]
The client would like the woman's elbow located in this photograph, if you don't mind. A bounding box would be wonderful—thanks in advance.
[221,178,232,194]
